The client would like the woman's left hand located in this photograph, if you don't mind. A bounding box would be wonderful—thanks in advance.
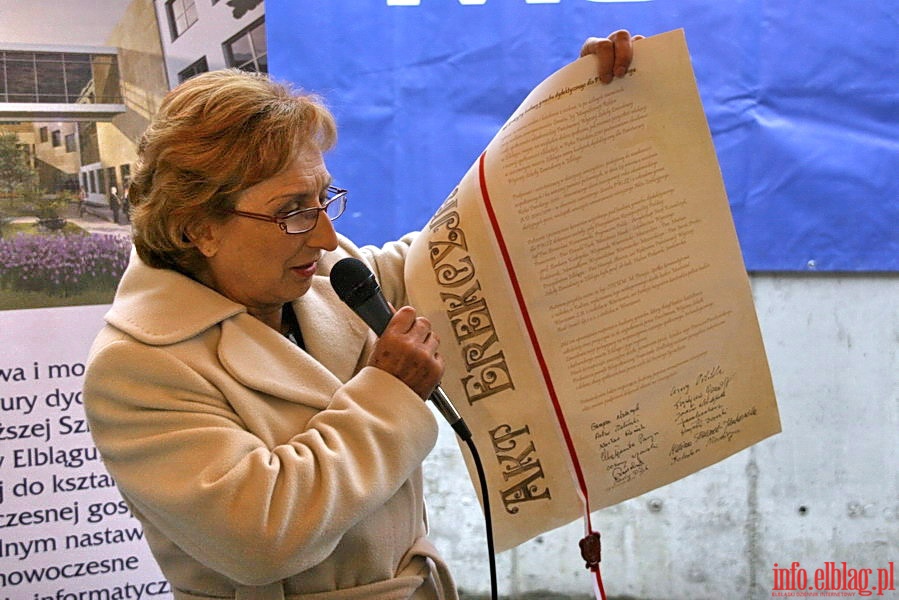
[580,29,644,84]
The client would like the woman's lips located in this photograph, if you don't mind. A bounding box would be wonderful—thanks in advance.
[291,260,318,278]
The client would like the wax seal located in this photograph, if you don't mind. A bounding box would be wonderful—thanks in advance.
[579,531,602,569]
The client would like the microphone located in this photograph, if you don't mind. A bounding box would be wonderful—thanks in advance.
[330,257,471,441]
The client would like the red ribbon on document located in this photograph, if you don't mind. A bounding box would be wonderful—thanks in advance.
[477,152,608,600]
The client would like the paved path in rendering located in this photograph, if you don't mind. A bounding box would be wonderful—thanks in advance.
[8,215,132,238]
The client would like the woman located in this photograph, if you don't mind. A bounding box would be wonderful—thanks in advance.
[83,31,638,600]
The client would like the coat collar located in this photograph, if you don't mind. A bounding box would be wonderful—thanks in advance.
[106,249,243,345]
[216,278,375,408]
[293,279,375,384]
[107,250,375,409]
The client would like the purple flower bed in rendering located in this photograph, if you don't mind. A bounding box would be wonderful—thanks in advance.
[0,233,130,297]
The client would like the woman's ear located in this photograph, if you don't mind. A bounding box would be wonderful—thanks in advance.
[184,220,220,258]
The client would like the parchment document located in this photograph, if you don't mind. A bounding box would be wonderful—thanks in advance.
[405,29,780,552]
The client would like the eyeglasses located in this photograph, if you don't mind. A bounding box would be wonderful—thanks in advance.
[228,186,348,234]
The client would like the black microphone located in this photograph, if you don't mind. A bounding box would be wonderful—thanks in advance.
[330,257,471,441]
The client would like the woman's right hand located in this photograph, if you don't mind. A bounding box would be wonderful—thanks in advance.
[367,306,445,400]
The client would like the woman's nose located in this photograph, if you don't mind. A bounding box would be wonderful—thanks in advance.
[308,210,339,251]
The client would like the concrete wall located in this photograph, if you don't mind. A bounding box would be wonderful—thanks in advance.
[424,273,899,599]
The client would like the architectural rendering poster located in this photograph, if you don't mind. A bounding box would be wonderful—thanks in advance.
[0,306,171,596]
[1,0,264,596]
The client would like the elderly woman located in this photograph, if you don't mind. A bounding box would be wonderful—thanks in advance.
[83,31,638,600]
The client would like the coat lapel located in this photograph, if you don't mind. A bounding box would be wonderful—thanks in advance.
[294,276,375,384]
[217,276,373,410]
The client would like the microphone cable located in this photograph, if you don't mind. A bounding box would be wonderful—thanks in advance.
[329,257,498,599]
[451,418,498,600]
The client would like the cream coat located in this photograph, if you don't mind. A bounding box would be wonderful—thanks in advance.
[83,235,458,600]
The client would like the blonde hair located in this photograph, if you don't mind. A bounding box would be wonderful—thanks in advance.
[129,69,337,274]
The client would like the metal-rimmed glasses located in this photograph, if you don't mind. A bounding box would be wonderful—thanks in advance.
[228,186,348,234]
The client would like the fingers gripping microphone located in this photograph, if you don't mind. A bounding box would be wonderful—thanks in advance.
[330,257,471,441]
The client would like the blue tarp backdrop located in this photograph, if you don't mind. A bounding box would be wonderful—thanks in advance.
[267,1,897,272]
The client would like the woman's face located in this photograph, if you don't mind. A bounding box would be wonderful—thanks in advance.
[194,145,339,318]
